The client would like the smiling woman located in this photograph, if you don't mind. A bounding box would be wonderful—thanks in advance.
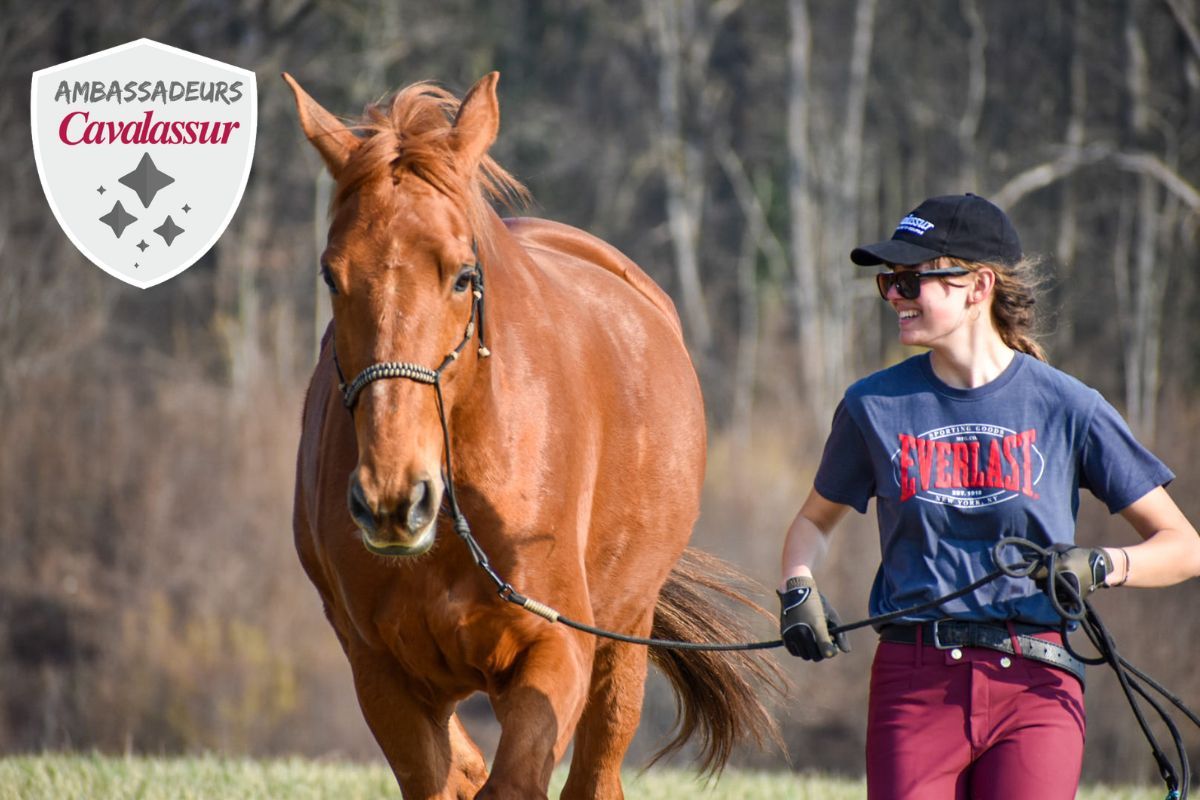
[777,193,1200,800]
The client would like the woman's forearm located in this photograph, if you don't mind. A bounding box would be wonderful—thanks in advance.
[1110,487,1200,588]
[779,489,850,591]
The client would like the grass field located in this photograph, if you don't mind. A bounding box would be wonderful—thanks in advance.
[0,753,1169,799]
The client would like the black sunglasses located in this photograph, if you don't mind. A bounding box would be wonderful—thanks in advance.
[875,268,970,300]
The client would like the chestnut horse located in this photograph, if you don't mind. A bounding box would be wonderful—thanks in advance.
[286,72,775,799]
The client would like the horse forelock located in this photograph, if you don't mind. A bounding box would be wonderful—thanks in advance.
[332,81,529,253]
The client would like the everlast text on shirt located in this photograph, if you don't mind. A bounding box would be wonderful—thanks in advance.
[895,428,1041,504]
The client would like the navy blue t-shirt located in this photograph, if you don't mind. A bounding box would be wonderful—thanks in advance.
[814,352,1174,627]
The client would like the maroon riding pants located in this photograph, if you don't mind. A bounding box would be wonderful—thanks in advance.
[865,630,1085,800]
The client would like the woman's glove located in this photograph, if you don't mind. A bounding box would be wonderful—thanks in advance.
[778,576,851,661]
[1035,544,1113,601]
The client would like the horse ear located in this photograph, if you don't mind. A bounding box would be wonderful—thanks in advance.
[282,73,358,176]
[451,72,500,168]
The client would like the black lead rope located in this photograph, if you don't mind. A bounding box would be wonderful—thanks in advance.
[465,526,1197,798]
[539,567,1009,651]
[995,537,1190,800]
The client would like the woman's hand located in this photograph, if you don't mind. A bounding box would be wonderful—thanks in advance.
[778,576,851,660]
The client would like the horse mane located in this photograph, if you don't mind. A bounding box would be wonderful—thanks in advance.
[334,81,529,249]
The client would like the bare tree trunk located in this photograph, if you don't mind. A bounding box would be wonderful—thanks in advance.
[215,178,266,405]
[1162,0,1200,62]
[646,0,713,352]
[1125,0,1151,135]
[731,194,762,460]
[1111,192,1135,403]
[957,0,986,190]
[1116,0,1166,440]
[1055,0,1088,356]
[1127,175,1156,435]
[1107,171,1171,444]
[789,0,877,413]
[787,0,822,407]
[1140,196,1179,442]
[827,0,877,396]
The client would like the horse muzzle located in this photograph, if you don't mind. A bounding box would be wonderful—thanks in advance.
[348,473,440,556]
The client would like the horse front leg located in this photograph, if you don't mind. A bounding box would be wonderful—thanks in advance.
[476,629,592,800]
[348,644,488,800]
[559,633,651,800]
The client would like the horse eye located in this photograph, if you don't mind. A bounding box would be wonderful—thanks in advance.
[453,268,474,293]
[320,264,338,294]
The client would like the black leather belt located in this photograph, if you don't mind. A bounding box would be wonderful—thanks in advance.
[879,620,1085,685]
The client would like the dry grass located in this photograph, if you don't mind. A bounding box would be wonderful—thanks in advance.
[0,753,1170,799]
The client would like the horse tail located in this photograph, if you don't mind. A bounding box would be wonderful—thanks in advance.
[647,547,787,775]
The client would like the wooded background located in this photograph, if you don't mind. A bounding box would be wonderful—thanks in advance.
[3,0,1200,785]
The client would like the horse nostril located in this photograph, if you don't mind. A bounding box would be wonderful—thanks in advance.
[406,479,437,533]
[348,478,378,534]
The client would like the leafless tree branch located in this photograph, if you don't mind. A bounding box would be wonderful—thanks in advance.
[1161,0,1200,63]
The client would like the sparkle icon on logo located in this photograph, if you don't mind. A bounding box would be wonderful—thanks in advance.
[31,39,257,288]
[99,201,137,238]
[154,216,184,246]
[119,152,175,208]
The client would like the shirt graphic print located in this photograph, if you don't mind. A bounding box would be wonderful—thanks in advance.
[893,423,1043,506]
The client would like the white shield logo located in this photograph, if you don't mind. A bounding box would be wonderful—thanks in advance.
[31,39,257,289]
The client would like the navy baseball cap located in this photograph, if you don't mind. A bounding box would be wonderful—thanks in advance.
[851,193,1022,267]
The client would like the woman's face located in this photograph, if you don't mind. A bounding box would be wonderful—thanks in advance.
[883,260,974,349]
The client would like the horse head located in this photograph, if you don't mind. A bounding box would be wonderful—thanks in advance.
[285,72,520,556]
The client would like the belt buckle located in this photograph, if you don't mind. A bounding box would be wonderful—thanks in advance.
[930,619,956,650]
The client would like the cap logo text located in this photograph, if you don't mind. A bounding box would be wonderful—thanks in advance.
[896,215,935,236]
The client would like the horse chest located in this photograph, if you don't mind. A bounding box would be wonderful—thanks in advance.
[342,573,507,692]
